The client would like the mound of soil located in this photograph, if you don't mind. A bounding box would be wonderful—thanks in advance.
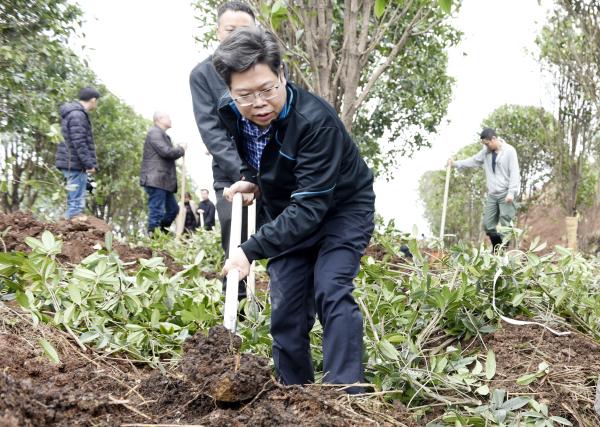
[484,323,600,424]
[0,304,387,426]
[180,325,271,402]
[0,211,179,272]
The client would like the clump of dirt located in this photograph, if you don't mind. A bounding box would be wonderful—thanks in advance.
[485,323,600,424]
[0,211,179,272]
[180,325,271,402]
[365,243,405,265]
[0,304,386,426]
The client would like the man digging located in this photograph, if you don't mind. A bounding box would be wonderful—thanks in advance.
[448,128,520,251]
[216,27,376,393]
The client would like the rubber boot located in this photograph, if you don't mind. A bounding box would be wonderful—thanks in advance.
[487,232,503,254]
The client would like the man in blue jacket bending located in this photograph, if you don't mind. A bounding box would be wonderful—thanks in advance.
[55,87,101,219]
[216,27,376,392]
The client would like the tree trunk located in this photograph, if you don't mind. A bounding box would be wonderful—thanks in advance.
[565,215,578,250]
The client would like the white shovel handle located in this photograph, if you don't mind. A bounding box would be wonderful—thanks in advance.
[223,192,243,332]
[223,269,240,332]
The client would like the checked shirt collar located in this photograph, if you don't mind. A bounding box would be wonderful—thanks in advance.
[240,118,272,171]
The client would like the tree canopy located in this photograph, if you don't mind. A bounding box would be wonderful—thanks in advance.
[536,0,600,215]
[0,0,150,232]
[193,0,461,177]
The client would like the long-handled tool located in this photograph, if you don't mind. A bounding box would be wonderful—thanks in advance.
[223,192,258,332]
[175,156,186,236]
[246,200,259,315]
[439,162,451,246]
[223,192,243,332]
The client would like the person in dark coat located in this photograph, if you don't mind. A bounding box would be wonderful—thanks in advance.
[55,86,100,219]
[183,192,199,233]
[198,188,216,230]
[216,28,376,393]
[139,112,187,233]
[189,1,256,298]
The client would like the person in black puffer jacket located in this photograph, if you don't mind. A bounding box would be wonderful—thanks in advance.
[55,87,100,219]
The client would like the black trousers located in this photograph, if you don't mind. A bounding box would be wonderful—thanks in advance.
[215,187,248,298]
[267,209,374,391]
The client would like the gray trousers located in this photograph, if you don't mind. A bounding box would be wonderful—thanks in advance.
[483,193,517,244]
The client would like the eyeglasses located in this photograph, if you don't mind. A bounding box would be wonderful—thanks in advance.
[233,76,282,107]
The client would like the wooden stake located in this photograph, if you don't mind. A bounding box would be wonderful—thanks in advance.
[439,163,451,244]
[175,157,186,237]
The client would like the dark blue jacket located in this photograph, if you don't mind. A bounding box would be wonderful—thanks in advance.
[217,83,376,261]
[55,102,98,171]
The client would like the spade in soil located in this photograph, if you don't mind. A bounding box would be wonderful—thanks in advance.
[181,191,269,403]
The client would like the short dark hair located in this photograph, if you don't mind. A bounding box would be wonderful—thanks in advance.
[217,1,255,20]
[200,188,209,193]
[480,128,497,140]
[78,87,101,101]
[213,27,282,86]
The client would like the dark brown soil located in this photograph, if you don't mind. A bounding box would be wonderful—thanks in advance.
[180,325,271,402]
[0,304,386,426]
[484,323,600,425]
[0,211,179,272]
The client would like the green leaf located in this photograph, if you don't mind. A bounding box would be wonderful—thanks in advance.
[63,304,76,324]
[158,322,181,335]
[139,257,165,269]
[68,284,82,304]
[151,308,161,326]
[435,356,448,373]
[476,384,490,395]
[73,266,98,281]
[378,339,399,361]
[485,350,496,379]
[271,0,286,15]
[79,331,100,344]
[105,231,113,251]
[374,0,387,19]
[500,396,530,411]
[549,416,573,426]
[39,338,61,364]
[437,0,452,14]
[472,360,483,375]
[516,372,539,385]
[24,236,44,251]
[41,231,56,250]
[511,292,525,307]
[16,290,30,308]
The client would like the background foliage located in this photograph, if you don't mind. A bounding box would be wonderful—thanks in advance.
[0,0,150,232]
[192,0,461,177]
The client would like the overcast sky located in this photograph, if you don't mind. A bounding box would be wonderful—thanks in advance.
[73,0,553,234]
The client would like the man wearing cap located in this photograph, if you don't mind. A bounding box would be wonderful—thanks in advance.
[448,128,520,249]
[55,86,101,219]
